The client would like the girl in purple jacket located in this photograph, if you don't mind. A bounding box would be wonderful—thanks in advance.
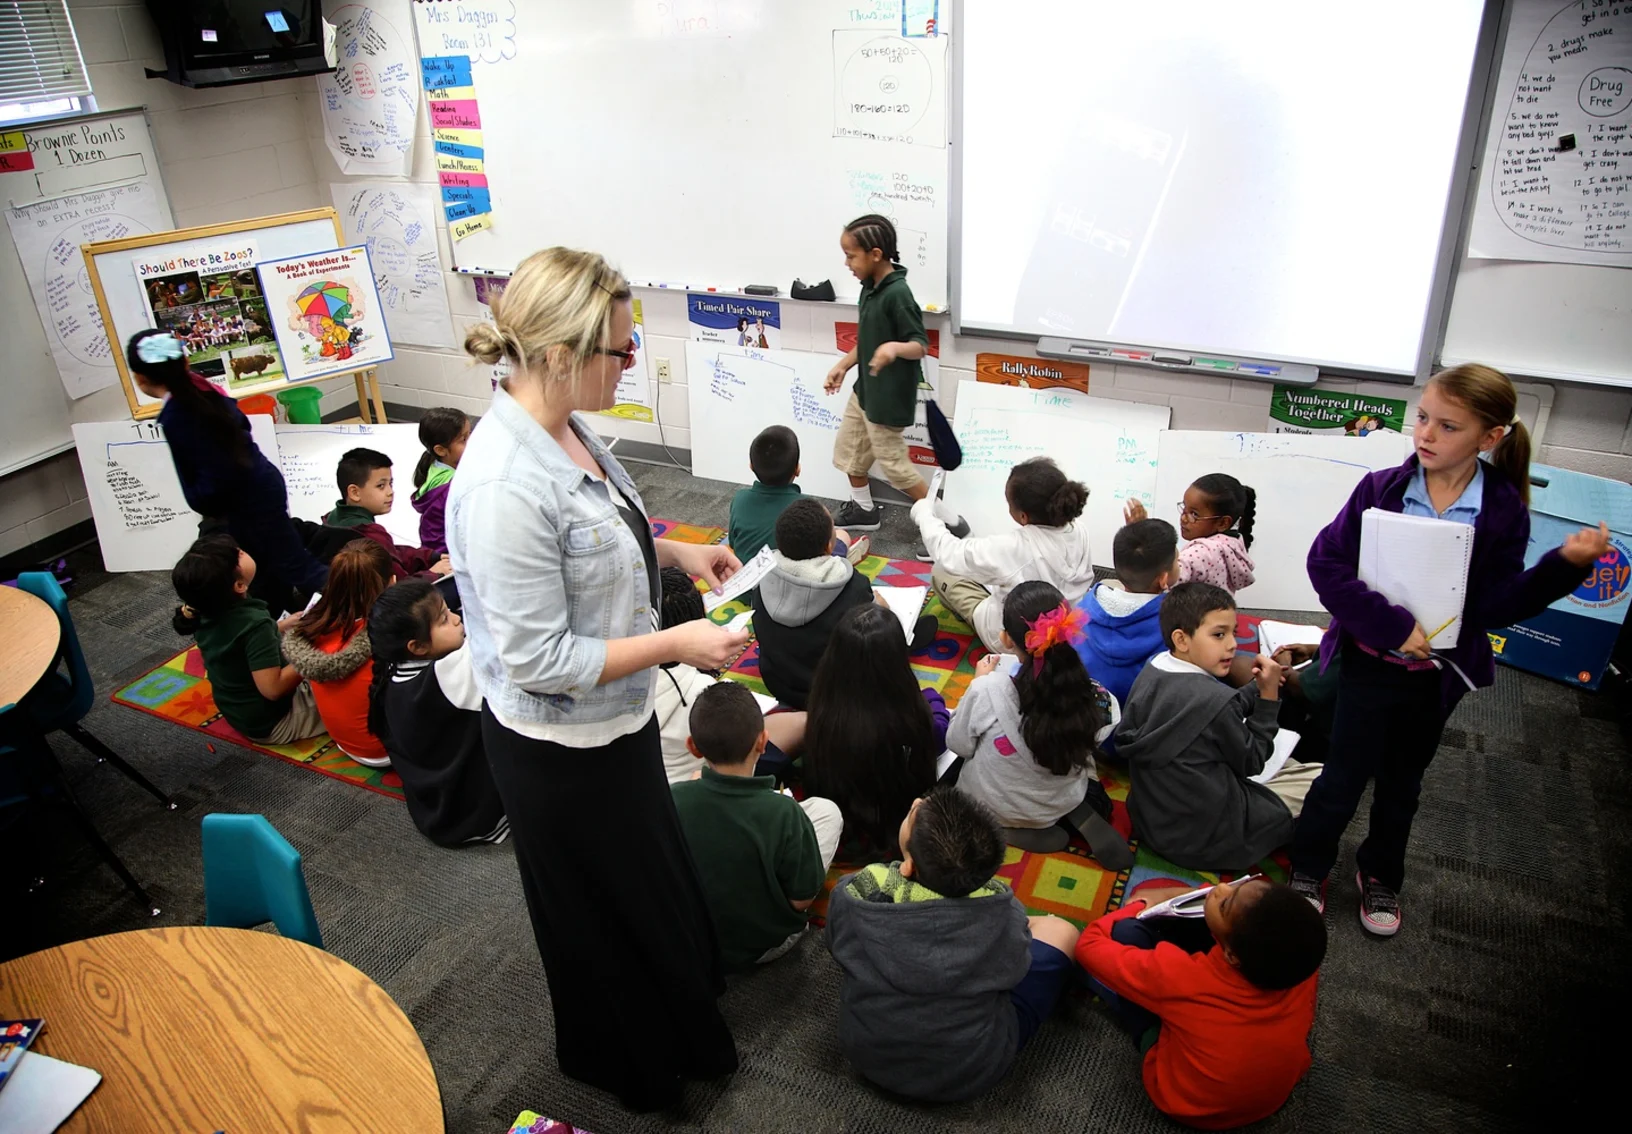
[410,407,470,557]
[1290,365,1609,936]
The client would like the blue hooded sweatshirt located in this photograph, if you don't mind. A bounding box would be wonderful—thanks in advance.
[1074,583,1166,712]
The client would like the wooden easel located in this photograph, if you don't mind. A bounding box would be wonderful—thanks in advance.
[349,367,389,423]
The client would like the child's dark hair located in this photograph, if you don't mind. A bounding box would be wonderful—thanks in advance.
[844,213,901,267]
[413,407,469,488]
[1159,580,1235,647]
[1228,882,1328,990]
[1191,473,1257,549]
[127,329,248,467]
[688,681,765,766]
[365,578,443,742]
[748,425,799,487]
[1114,519,1179,592]
[171,534,243,635]
[660,566,705,629]
[338,447,392,496]
[775,498,834,560]
[1006,457,1088,527]
[295,539,391,643]
[906,787,1005,898]
[804,604,937,859]
[1002,581,1103,776]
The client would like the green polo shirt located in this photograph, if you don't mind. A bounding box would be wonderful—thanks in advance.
[671,766,825,971]
[194,597,288,738]
[728,481,802,562]
[854,268,929,429]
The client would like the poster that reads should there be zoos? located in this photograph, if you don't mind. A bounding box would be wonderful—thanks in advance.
[257,246,396,385]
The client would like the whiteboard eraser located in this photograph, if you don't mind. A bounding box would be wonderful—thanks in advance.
[744,284,779,296]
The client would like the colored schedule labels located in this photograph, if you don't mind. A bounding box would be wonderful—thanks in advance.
[418,50,492,239]
[0,132,34,172]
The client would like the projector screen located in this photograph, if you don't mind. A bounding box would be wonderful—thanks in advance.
[955,1,1489,375]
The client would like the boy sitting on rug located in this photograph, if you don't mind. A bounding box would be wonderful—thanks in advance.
[671,682,842,970]
[1075,517,1178,713]
[1115,582,1323,873]
[323,448,451,581]
[728,425,868,565]
[753,498,881,709]
[825,787,1080,1103]
[1076,876,1325,1129]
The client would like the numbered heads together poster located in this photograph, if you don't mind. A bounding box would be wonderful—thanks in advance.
[136,242,285,393]
[257,246,395,383]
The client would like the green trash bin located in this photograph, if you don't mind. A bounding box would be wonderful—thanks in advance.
[277,386,324,424]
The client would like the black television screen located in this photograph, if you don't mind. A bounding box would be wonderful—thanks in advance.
[145,2,334,88]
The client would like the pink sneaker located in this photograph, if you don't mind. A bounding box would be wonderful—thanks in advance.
[1357,872,1401,937]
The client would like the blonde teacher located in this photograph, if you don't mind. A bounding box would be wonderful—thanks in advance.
[450,248,748,1110]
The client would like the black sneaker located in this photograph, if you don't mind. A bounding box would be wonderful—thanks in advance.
[833,500,883,532]
[910,613,939,652]
[1288,871,1327,914]
[1357,872,1401,937]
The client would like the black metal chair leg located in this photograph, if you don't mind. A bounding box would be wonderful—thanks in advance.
[64,723,176,810]
[45,766,161,917]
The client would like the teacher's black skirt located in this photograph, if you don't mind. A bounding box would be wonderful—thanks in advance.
[481,707,737,1110]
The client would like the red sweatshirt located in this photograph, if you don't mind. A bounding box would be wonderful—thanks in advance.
[1075,902,1317,1130]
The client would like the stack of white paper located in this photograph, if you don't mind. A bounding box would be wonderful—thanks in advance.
[1357,508,1474,647]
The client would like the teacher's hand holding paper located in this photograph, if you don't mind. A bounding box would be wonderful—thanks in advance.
[1560,522,1612,568]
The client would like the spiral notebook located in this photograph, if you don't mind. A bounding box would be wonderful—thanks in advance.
[1358,508,1474,647]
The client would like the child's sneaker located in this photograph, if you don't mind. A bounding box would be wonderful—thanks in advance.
[834,500,883,532]
[915,515,971,561]
[1357,872,1401,936]
[1288,871,1327,914]
[845,534,872,565]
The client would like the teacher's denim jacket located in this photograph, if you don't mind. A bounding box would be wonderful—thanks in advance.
[447,385,656,733]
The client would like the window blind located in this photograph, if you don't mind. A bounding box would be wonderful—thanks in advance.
[0,1,91,104]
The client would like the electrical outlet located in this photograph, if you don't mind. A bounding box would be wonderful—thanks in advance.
[655,358,672,383]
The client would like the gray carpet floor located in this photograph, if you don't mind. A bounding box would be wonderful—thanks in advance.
[5,458,1627,1133]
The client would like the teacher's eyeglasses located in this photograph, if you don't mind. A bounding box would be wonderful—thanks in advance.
[594,340,639,369]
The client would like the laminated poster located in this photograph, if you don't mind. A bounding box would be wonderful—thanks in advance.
[257,246,396,384]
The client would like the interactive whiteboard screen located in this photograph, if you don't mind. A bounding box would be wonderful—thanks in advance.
[956,1,1487,375]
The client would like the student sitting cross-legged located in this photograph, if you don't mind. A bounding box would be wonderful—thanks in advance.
[727,424,867,565]
[1076,876,1326,1129]
[1115,581,1322,873]
[670,682,843,970]
[825,787,1080,1103]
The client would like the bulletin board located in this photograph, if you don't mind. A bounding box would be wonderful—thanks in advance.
[82,208,385,421]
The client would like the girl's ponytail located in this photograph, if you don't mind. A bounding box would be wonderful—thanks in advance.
[1002,581,1103,777]
[366,579,440,742]
[1236,485,1257,549]
[414,407,470,488]
[1428,363,1530,504]
[171,534,243,637]
[127,330,248,466]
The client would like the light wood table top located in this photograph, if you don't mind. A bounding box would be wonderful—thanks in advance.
[0,584,59,710]
[0,926,444,1133]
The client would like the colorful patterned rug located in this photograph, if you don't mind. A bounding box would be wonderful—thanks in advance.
[111,516,1277,927]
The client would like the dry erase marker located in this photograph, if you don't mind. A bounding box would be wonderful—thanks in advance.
[1194,357,1237,371]
[1112,348,1153,362]
[1237,363,1282,377]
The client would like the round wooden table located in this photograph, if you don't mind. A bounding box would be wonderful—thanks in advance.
[0,927,444,1132]
[0,584,60,709]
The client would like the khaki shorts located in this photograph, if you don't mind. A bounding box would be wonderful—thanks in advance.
[832,393,924,492]
[252,681,326,746]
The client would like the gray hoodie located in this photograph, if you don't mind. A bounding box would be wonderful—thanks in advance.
[753,553,874,709]
[825,863,1031,1102]
[1116,653,1290,871]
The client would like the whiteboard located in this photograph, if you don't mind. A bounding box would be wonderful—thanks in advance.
[688,341,889,503]
[274,422,429,545]
[954,1,1490,374]
[0,108,172,474]
[1154,430,1412,612]
[941,379,1171,563]
[421,1,950,305]
[71,416,280,573]
[85,211,344,418]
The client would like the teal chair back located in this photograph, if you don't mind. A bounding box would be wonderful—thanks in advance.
[201,814,323,948]
[16,572,93,724]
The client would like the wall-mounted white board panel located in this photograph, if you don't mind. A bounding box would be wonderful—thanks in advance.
[941,379,1171,564]
[955,1,1489,375]
[428,1,950,306]
[1153,430,1412,612]
[686,341,943,505]
[72,416,279,573]
[274,422,429,546]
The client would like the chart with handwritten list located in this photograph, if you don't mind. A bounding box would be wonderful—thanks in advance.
[1470,0,1632,266]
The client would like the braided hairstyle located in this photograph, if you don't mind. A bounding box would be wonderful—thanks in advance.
[843,213,901,268]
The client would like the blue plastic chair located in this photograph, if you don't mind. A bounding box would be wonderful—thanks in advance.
[201,814,323,948]
[16,572,173,809]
